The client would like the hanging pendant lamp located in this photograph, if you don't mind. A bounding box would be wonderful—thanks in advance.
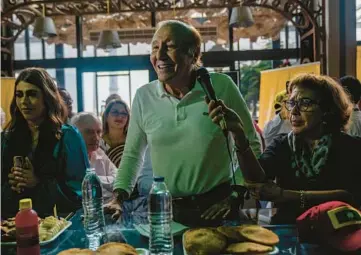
[96,0,121,51]
[32,5,57,39]
[229,6,255,28]
[97,30,122,50]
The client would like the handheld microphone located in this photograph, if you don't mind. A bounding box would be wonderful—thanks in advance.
[196,67,228,136]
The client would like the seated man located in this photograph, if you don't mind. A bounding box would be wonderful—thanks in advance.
[71,112,117,203]
[263,90,292,148]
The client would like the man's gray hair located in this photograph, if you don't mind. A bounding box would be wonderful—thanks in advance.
[71,112,100,127]
[153,20,202,68]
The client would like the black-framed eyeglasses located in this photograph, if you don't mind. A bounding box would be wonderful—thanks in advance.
[110,111,128,117]
[284,98,320,112]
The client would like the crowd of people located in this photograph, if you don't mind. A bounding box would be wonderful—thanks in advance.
[2,20,361,230]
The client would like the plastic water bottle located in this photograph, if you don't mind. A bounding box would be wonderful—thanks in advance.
[82,168,106,250]
[148,176,173,255]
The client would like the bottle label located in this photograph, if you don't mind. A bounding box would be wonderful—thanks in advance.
[16,226,40,248]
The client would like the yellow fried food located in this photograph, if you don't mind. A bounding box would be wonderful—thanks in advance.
[96,242,138,255]
[42,216,58,228]
[57,248,95,255]
[39,217,69,241]
[184,228,227,255]
[239,225,279,246]
[225,242,274,254]
[216,226,244,242]
[2,216,69,243]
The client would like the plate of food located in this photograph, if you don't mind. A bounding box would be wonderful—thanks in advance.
[57,242,149,255]
[183,224,280,254]
[1,216,72,246]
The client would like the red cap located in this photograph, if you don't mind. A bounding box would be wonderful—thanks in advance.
[296,201,361,252]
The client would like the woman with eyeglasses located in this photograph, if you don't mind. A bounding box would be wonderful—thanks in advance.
[101,99,130,168]
[101,98,153,219]
[207,73,361,223]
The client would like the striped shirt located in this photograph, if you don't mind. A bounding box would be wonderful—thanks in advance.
[100,139,125,168]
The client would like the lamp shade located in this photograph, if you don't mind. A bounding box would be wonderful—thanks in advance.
[97,30,122,50]
[33,16,57,39]
[229,6,255,28]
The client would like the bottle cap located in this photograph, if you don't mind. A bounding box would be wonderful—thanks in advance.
[19,198,32,210]
[154,176,164,182]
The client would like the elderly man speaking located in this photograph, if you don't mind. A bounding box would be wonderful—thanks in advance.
[71,112,117,203]
[105,20,261,226]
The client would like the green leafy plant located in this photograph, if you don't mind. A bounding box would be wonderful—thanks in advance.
[239,60,272,118]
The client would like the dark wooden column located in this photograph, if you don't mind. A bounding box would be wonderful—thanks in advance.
[1,24,14,77]
[326,0,356,77]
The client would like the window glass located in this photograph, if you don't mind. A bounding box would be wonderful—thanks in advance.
[239,60,272,119]
[15,70,21,78]
[96,44,129,57]
[83,72,96,113]
[233,42,239,51]
[44,41,55,59]
[64,68,78,113]
[280,29,286,49]
[83,45,95,57]
[130,70,149,104]
[205,41,229,52]
[252,37,272,50]
[46,69,56,79]
[64,44,77,58]
[289,59,299,66]
[288,26,297,49]
[239,38,251,50]
[29,26,43,60]
[97,71,130,113]
[357,0,361,40]
[14,31,26,60]
[130,43,151,55]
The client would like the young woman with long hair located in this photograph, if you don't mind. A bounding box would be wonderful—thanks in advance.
[1,68,89,217]
[101,98,130,167]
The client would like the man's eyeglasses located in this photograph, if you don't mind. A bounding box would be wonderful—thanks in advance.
[284,98,320,112]
[110,111,128,117]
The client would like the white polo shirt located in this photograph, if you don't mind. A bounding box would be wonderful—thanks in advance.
[89,148,117,203]
[114,72,261,197]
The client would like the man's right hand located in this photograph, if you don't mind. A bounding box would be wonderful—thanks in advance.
[104,198,123,220]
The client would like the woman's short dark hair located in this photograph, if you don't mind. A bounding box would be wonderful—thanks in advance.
[340,76,361,104]
[5,67,66,135]
[102,99,130,135]
[156,20,202,69]
[289,73,353,133]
